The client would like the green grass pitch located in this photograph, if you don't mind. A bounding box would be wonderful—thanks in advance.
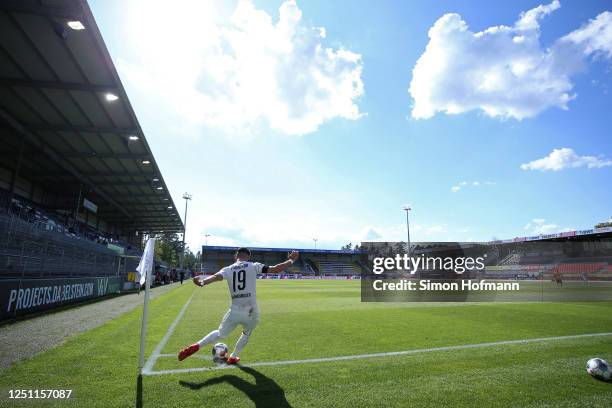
[1,280,611,407]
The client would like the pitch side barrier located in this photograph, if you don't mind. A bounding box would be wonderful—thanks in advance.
[0,276,122,320]
[257,274,360,280]
[197,273,361,280]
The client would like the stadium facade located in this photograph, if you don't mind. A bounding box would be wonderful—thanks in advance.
[199,226,612,282]
[361,226,612,282]
[0,0,183,319]
[1,0,609,319]
[201,246,368,277]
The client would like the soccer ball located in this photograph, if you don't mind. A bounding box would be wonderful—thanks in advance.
[211,343,228,360]
[586,358,611,381]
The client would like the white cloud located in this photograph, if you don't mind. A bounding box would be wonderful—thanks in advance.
[409,1,612,120]
[524,218,572,235]
[360,227,383,241]
[520,147,612,171]
[450,180,495,192]
[451,181,467,192]
[358,223,450,242]
[425,224,446,234]
[558,11,612,58]
[119,0,364,136]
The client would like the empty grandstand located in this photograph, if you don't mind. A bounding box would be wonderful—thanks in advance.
[200,246,367,277]
[360,228,612,282]
[487,230,612,281]
[0,211,118,279]
[0,0,184,319]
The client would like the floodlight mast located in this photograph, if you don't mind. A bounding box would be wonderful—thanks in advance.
[179,193,192,271]
[403,205,412,258]
[201,233,211,273]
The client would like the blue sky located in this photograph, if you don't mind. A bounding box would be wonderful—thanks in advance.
[89,0,612,251]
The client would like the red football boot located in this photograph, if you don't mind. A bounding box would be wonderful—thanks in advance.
[178,343,200,361]
[226,356,240,365]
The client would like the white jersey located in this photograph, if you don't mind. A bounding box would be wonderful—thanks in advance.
[219,261,267,308]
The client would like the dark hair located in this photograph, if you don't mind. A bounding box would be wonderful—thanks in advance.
[236,247,251,257]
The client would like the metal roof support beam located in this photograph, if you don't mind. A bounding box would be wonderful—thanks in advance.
[0,106,132,218]
[27,123,138,134]
[108,194,167,199]
[100,209,177,214]
[100,216,178,222]
[6,138,25,210]
[119,225,183,231]
[0,1,83,19]
[0,78,117,94]
[28,170,155,178]
[79,0,184,232]
[121,221,183,226]
[62,152,150,160]
[106,215,178,219]
[95,181,154,187]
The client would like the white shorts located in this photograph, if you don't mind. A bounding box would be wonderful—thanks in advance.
[218,305,259,337]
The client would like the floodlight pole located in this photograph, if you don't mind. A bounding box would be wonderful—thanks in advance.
[403,205,412,258]
[313,238,318,250]
[179,193,192,271]
[201,233,211,272]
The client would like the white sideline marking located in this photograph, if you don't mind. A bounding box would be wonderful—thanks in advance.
[142,292,194,375]
[143,332,612,376]
[159,353,213,360]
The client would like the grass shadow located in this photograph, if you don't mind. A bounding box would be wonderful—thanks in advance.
[180,365,291,407]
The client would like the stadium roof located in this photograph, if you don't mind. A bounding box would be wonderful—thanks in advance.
[0,0,183,234]
[202,245,367,255]
[493,226,612,244]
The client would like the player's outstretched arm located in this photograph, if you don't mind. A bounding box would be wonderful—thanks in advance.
[267,251,300,274]
[193,272,223,287]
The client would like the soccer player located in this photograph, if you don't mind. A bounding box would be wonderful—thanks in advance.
[178,247,299,364]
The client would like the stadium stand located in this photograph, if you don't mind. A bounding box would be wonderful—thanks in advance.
[302,258,319,275]
[0,0,186,319]
[0,0,184,255]
[359,238,612,282]
[200,260,223,274]
[316,260,361,275]
[499,252,521,265]
[201,246,367,277]
[0,0,184,281]
[0,210,118,278]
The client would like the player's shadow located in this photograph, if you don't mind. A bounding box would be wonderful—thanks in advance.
[179,365,292,407]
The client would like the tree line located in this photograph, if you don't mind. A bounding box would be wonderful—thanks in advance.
[150,233,199,270]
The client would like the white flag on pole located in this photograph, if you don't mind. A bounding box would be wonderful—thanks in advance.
[136,238,156,286]
[138,237,156,373]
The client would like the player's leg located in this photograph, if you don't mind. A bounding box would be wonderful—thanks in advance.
[226,329,252,364]
[227,308,259,364]
[178,309,237,361]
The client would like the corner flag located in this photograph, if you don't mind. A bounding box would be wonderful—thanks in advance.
[138,238,156,373]
[136,238,156,286]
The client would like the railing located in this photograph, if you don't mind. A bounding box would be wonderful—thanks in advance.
[0,213,119,279]
[317,261,359,275]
